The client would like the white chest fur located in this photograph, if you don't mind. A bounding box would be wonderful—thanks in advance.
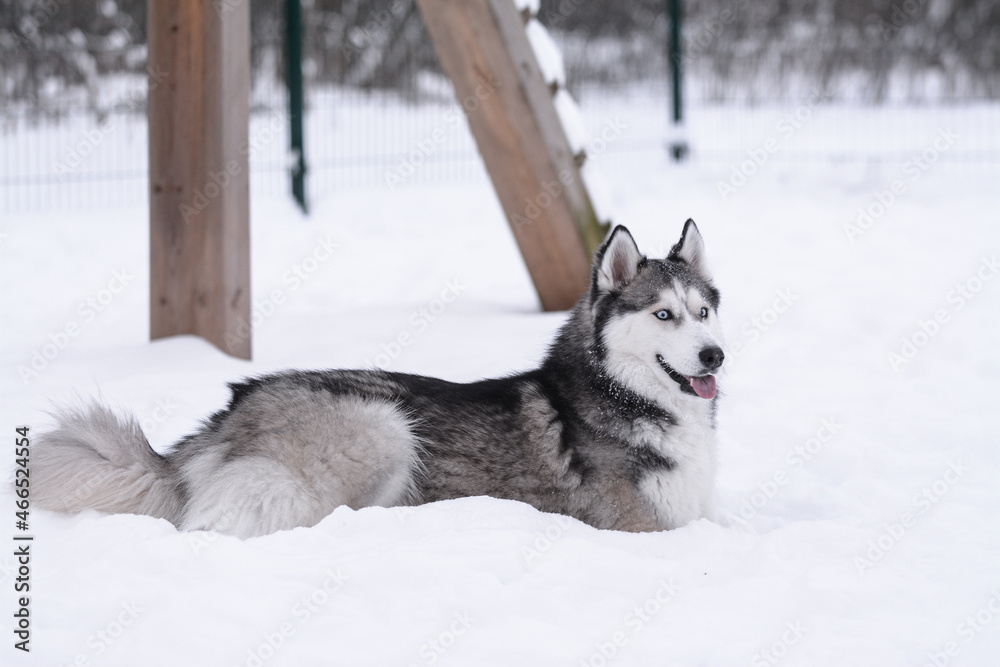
[637,417,718,530]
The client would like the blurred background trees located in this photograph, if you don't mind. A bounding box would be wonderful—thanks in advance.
[2,0,998,116]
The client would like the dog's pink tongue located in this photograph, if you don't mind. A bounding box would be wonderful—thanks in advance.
[688,375,717,399]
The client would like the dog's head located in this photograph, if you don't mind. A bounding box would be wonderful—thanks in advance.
[589,220,725,403]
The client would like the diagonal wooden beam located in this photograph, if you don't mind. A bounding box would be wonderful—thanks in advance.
[416,0,605,311]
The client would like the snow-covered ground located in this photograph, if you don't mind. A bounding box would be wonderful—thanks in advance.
[2,95,999,666]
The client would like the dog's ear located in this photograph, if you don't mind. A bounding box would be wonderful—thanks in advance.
[668,219,711,280]
[594,225,643,293]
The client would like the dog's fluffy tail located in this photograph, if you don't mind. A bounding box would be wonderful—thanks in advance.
[32,403,186,524]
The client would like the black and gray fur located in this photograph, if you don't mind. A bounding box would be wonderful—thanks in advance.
[32,221,726,537]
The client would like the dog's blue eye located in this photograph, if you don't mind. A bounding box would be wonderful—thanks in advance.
[700,307,709,319]
[655,309,672,320]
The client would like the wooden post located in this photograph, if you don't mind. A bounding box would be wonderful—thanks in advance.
[148,0,252,359]
[416,0,604,311]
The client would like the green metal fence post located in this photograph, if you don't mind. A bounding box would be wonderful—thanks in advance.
[286,0,308,212]
[667,0,688,161]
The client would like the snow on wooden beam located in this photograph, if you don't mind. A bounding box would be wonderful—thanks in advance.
[148,0,252,359]
[417,0,607,311]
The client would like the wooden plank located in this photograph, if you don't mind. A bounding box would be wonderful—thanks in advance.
[148,0,252,358]
[416,0,604,311]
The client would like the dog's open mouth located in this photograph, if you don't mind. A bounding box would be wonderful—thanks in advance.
[656,355,717,400]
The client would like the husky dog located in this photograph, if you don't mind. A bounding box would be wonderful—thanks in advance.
[33,221,725,538]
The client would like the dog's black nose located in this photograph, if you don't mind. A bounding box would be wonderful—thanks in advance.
[699,346,725,371]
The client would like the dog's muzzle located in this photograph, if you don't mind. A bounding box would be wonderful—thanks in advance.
[656,347,723,400]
